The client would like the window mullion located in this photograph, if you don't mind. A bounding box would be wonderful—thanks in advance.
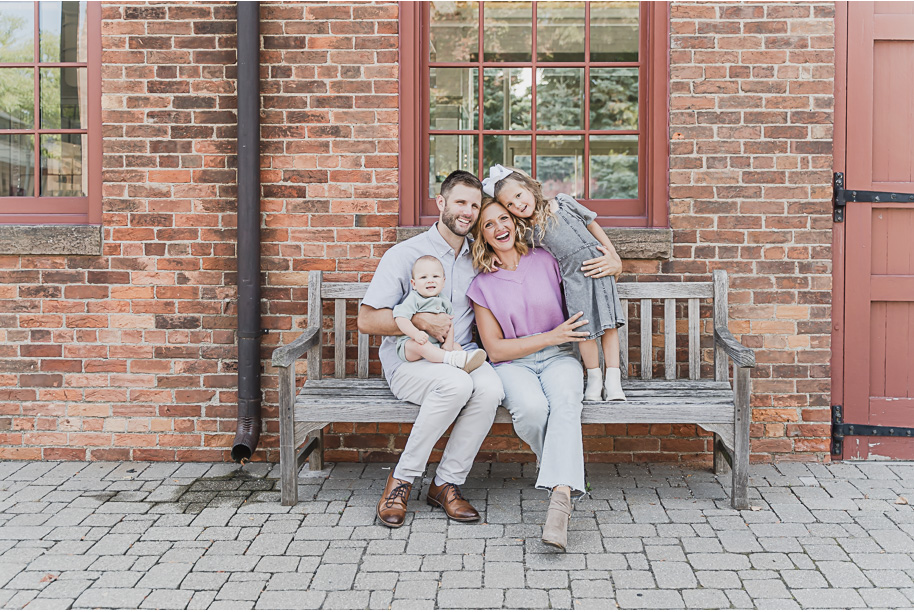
[583,1,591,199]
[33,2,40,198]
[531,1,537,177]
[420,2,430,214]
[478,2,484,179]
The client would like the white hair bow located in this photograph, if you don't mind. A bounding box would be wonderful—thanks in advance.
[481,164,513,197]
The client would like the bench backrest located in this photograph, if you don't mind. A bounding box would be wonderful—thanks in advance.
[305,269,732,383]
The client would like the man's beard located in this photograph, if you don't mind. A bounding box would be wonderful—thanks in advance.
[441,206,472,236]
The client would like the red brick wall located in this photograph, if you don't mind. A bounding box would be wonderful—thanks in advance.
[259,1,400,462]
[0,1,834,465]
[1,1,240,461]
[663,2,834,462]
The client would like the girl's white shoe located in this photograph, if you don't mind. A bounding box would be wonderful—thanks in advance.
[604,367,626,401]
[584,368,603,401]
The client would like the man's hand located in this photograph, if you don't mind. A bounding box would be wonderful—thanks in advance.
[412,311,452,344]
[582,246,623,279]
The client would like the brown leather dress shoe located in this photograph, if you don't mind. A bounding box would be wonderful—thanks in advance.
[376,473,412,528]
[426,481,480,522]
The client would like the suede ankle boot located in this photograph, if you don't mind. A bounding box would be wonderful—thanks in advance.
[542,487,572,551]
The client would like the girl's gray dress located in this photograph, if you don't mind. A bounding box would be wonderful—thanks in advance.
[531,193,626,339]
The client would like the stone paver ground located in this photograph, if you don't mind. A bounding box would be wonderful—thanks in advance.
[1,460,913,609]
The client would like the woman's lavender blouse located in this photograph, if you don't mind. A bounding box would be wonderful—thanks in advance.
[467,248,568,350]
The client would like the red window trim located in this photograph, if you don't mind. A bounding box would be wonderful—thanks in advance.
[0,1,102,225]
[399,1,669,228]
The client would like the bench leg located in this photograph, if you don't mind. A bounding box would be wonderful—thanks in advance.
[731,367,751,510]
[308,428,324,472]
[713,433,731,475]
[278,365,298,506]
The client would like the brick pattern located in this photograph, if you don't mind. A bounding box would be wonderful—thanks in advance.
[258,1,400,461]
[2,461,909,610]
[663,2,835,461]
[0,1,834,465]
[1,2,240,461]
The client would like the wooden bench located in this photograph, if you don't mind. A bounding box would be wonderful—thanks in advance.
[272,270,756,509]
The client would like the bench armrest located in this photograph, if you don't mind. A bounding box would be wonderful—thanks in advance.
[713,326,756,368]
[272,325,320,368]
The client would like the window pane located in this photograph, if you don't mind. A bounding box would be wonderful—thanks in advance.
[590,135,638,199]
[1,134,35,197]
[41,67,85,129]
[590,68,638,130]
[0,2,34,63]
[430,68,477,130]
[40,1,88,63]
[536,135,583,199]
[483,134,531,176]
[536,68,583,130]
[591,1,639,62]
[430,1,478,63]
[483,1,531,62]
[483,68,531,131]
[41,133,86,196]
[429,134,478,198]
[536,1,584,62]
[0,68,35,129]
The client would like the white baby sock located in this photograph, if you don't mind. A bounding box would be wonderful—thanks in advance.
[443,351,466,369]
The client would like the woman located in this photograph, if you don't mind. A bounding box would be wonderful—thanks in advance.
[466,198,591,551]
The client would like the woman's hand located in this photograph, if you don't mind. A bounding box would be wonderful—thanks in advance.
[548,312,591,345]
[582,245,622,279]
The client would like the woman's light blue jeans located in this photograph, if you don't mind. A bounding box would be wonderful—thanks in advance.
[494,343,585,495]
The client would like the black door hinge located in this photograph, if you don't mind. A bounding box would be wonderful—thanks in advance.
[832,404,914,455]
[833,171,914,223]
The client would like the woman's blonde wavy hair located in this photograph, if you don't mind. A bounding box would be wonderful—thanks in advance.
[491,167,557,240]
[470,198,529,273]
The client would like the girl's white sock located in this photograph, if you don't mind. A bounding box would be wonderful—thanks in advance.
[584,368,603,401]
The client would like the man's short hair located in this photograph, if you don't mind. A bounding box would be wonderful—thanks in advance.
[411,255,444,278]
[440,170,483,201]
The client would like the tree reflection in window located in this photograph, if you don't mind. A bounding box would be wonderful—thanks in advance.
[0,1,88,198]
[428,1,641,205]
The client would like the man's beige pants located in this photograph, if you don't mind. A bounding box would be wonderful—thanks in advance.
[388,360,503,485]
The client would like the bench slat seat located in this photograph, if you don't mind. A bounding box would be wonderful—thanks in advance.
[295,382,736,425]
[273,269,755,510]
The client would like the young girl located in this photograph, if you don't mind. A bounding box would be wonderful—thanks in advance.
[482,164,626,401]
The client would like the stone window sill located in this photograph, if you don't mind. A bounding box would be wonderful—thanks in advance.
[0,225,103,256]
[396,226,672,260]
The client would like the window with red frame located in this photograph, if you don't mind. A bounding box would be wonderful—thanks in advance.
[400,1,668,228]
[0,1,101,225]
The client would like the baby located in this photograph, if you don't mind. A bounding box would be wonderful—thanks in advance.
[394,255,488,373]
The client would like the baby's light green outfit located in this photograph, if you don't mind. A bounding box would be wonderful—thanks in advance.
[393,290,453,361]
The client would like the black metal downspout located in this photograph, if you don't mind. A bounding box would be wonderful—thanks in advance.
[232,1,261,462]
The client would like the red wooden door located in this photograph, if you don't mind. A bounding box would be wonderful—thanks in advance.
[841,1,914,459]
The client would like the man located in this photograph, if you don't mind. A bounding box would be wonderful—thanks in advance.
[358,170,504,528]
